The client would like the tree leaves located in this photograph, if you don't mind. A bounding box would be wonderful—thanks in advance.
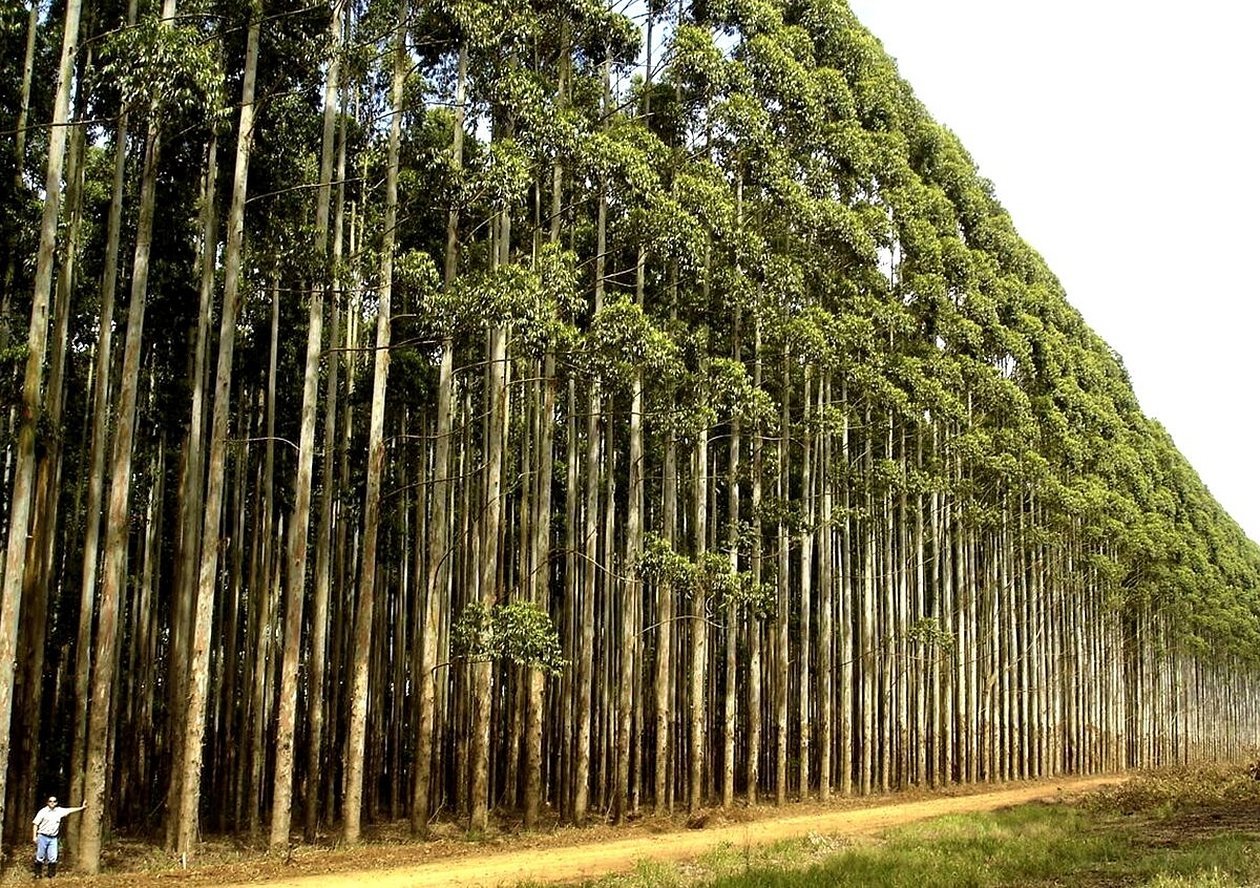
[452,601,567,675]
[100,15,224,119]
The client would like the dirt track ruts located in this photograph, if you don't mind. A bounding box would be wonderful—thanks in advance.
[224,775,1122,887]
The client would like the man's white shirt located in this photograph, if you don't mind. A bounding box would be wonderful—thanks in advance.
[33,806,81,837]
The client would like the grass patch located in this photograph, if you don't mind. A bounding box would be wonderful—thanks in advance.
[710,805,1260,887]
[559,764,1260,888]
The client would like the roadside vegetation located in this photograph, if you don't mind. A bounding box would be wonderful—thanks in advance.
[546,765,1260,888]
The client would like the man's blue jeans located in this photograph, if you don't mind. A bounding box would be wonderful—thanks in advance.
[35,834,58,863]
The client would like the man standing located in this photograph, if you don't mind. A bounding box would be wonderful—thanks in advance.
[32,796,85,878]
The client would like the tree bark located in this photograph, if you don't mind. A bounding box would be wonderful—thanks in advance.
[270,0,344,846]
[413,42,465,835]
[70,72,136,823]
[0,0,85,847]
[81,0,179,867]
[343,0,404,842]
[175,3,260,854]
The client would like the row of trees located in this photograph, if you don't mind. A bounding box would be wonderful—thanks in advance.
[2,0,1259,874]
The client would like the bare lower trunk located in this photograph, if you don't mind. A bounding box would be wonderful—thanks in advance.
[413,43,465,834]
[470,322,508,831]
[304,75,350,843]
[0,0,85,844]
[175,4,260,855]
[270,0,343,846]
[343,0,404,841]
[81,0,177,862]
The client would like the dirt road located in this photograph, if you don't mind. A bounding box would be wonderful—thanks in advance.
[224,775,1120,888]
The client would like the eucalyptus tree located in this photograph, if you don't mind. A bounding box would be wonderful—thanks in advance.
[175,0,262,857]
[342,0,408,842]
[269,0,347,847]
[0,0,84,849]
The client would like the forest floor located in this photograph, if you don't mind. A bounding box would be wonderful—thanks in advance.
[25,773,1123,887]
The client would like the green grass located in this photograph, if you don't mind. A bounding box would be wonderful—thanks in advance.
[708,803,1260,887]
[543,765,1260,888]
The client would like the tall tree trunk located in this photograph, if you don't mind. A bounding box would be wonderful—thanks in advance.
[574,374,600,824]
[166,128,219,848]
[746,318,763,804]
[413,42,465,835]
[655,386,676,813]
[304,77,350,843]
[175,3,260,854]
[690,384,708,812]
[561,378,579,820]
[774,353,789,805]
[524,52,561,825]
[524,342,555,828]
[478,115,515,825]
[574,78,608,821]
[839,381,853,796]
[10,92,87,847]
[81,0,179,868]
[470,307,509,830]
[343,0,404,841]
[247,279,281,838]
[70,58,137,821]
[798,368,812,798]
[0,0,85,845]
[818,375,833,801]
[270,0,344,846]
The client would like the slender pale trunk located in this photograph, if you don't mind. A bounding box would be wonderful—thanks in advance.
[818,375,833,800]
[71,53,136,815]
[575,65,608,822]
[614,21,651,824]
[470,261,510,832]
[690,425,708,811]
[247,282,280,838]
[839,382,853,796]
[655,424,676,812]
[523,50,561,827]
[165,129,219,850]
[304,79,349,843]
[175,5,260,855]
[722,186,742,810]
[723,416,739,809]
[914,436,927,786]
[798,369,813,797]
[524,345,555,827]
[344,0,405,841]
[81,0,179,869]
[0,0,85,843]
[270,0,343,846]
[562,379,579,819]
[747,318,763,804]
[775,354,789,805]
[615,263,643,823]
[413,44,465,834]
[574,305,602,824]
[860,404,874,795]
[14,91,86,844]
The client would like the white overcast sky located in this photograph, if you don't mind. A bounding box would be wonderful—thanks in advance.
[846,0,1260,544]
